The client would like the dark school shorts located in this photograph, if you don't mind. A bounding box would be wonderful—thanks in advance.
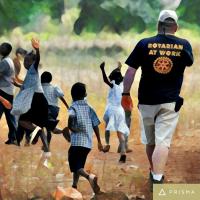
[68,146,91,173]
[20,92,48,128]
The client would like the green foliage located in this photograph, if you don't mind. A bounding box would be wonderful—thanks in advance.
[0,0,64,34]
[1,0,200,36]
[74,0,162,34]
[178,0,200,25]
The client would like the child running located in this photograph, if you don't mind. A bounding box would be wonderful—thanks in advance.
[41,71,69,147]
[11,39,57,153]
[100,62,129,163]
[13,47,27,85]
[0,42,17,144]
[12,47,32,146]
[68,82,103,193]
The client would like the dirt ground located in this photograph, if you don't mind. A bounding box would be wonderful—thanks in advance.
[0,114,200,200]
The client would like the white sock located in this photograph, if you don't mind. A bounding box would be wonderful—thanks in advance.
[153,174,163,181]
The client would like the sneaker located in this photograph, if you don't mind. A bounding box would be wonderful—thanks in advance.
[149,172,164,192]
[5,139,18,145]
[43,158,53,169]
[103,144,110,153]
[88,174,100,194]
[126,148,133,153]
[62,127,71,142]
[119,154,126,163]
[72,185,77,189]
[30,126,41,144]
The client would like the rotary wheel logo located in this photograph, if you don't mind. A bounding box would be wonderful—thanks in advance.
[153,57,173,74]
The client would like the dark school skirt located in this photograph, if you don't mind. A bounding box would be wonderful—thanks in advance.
[68,146,91,173]
[19,92,49,128]
[48,105,59,120]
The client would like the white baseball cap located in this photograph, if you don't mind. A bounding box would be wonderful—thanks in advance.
[158,10,178,23]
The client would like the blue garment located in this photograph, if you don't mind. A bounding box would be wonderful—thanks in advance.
[11,64,43,116]
[68,100,100,149]
[0,57,16,141]
[0,57,15,95]
[42,83,64,107]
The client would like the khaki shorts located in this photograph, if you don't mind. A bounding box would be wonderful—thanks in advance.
[138,103,179,147]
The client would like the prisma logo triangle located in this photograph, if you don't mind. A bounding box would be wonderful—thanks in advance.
[159,188,167,196]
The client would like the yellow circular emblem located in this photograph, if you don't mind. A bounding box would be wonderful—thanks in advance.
[153,57,173,74]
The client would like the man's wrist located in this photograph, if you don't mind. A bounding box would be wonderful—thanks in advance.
[122,92,130,96]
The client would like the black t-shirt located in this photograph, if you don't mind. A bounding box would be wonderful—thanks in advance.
[125,34,193,104]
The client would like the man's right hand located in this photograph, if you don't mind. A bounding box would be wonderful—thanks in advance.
[121,95,133,111]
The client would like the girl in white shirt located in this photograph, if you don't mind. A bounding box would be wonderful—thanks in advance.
[100,62,129,163]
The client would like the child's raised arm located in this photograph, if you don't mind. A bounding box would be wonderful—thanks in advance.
[100,62,113,88]
[31,38,40,70]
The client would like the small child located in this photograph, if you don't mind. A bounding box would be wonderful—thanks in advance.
[68,82,103,193]
[13,47,27,85]
[12,47,32,146]
[100,62,129,163]
[11,39,56,154]
[0,42,17,144]
[41,71,69,146]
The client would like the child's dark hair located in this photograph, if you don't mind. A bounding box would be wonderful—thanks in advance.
[16,47,27,57]
[108,69,123,84]
[24,50,36,69]
[41,71,52,83]
[0,42,12,57]
[71,82,86,101]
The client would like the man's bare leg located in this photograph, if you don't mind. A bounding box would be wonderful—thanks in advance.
[146,144,155,171]
[152,145,169,180]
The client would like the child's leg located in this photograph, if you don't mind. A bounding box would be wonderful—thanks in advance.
[125,110,132,152]
[72,172,80,189]
[117,131,126,163]
[40,129,49,152]
[105,130,110,145]
[19,120,41,144]
[25,129,31,145]
[16,125,25,145]
[77,168,89,179]
[47,129,52,145]
[77,168,100,193]
[19,120,49,152]
[118,110,132,153]
[117,131,126,154]
[103,130,110,152]
[19,120,37,131]
[118,135,131,153]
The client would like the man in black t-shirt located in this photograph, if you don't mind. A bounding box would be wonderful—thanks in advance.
[121,10,193,187]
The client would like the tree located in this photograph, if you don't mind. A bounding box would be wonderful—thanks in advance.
[74,0,162,34]
[177,0,200,25]
[0,0,64,34]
